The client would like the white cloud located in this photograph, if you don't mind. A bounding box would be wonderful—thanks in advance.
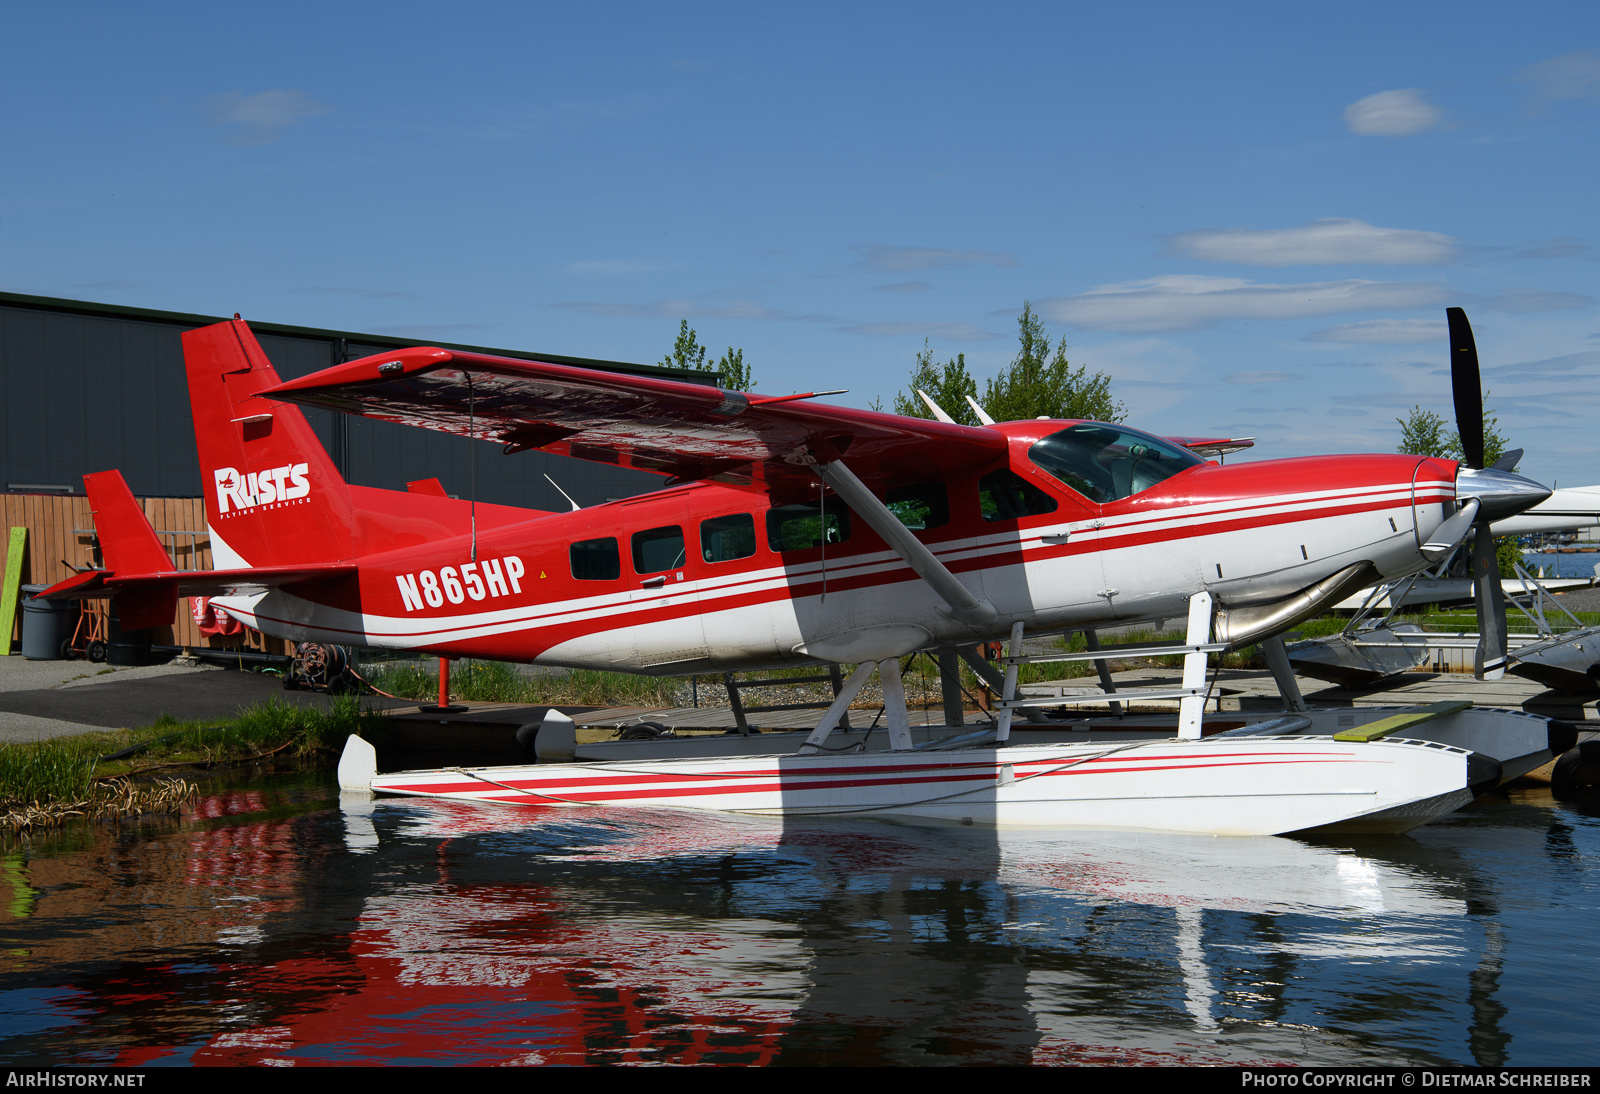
[205,89,333,145]
[1480,288,1595,312]
[859,245,1016,272]
[553,298,835,323]
[1305,318,1448,344]
[1509,239,1591,260]
[1514,51,1600,102]
[1225,371,1296,383]
[1066,338,1199,384]
[1038,275,1451,333]
[1166,218,1459,267]
[1343,89,1443,136]
[877,281,933,294]
[1484,349,1600,383]
[840,321,998,341]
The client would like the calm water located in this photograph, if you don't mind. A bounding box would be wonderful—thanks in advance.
[1523,551,1600,581]
[1,767,1598,1067]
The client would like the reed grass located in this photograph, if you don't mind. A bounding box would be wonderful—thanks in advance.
[0,697,382,831]
[363,659,678,707]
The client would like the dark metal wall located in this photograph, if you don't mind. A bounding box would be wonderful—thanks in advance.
[1,295,676,510]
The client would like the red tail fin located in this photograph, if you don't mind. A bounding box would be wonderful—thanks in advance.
[182,320,356,569]
[82,470,178,629]
[84,470,173,575]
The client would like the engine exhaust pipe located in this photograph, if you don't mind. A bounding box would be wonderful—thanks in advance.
[1213,562,1379,650]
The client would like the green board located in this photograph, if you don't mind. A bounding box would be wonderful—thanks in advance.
[1333,700,1472,742]
[1,527,25,655]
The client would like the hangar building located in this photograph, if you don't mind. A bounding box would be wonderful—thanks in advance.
[0,290,690,508]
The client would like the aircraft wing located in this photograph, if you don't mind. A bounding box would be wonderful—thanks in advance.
[263,347,1009,491]
[1168,435,1255,459]
[1489,485,1600,536]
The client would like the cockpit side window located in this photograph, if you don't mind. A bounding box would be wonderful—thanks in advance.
[1028,424,1203,503]
[978,469,1059,522]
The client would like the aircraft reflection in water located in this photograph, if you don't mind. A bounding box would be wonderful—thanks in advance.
[7,775,1591,1067]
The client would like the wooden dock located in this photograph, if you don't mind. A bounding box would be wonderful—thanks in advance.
[377,664,1599,753]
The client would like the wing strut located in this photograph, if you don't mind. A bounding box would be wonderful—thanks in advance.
[809,458,998,628]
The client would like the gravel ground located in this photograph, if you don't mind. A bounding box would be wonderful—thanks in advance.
[0,655,216,693]
[1549,585,1600,613]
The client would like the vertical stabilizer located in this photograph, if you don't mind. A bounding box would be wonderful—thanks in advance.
[183,320,356,569]
[84,470,174,575]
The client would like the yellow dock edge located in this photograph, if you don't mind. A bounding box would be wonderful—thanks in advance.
[1333,700,1473,742]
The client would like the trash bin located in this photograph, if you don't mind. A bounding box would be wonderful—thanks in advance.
[106,606,151,667]
[20,584,78,660]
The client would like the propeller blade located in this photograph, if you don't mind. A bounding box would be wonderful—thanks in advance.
[1420,498,1481,561]
[1469,521,1509,680]
[1447,307,1484,470]
[1490,448,1524,473]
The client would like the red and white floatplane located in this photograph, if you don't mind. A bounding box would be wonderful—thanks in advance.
[46,311,1559,837]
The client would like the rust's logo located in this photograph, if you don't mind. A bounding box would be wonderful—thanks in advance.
[214,463,310,515]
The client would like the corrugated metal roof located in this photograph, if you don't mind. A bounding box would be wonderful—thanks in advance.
[0,290,716,384]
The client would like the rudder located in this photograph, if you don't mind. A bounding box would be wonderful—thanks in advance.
[183,320,356,569]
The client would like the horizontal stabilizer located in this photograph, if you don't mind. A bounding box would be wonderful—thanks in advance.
[1169,435,1255,459]
[38,562,357,604]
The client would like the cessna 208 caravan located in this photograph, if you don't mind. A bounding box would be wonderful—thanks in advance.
[43,313,1561,834]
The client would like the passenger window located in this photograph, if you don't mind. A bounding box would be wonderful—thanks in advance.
[885,482,949,531]
[570,537,620,580]
[766,497,851,553]
[632,525,686,574]
[978,469,1059,522]
[701,513,757,563]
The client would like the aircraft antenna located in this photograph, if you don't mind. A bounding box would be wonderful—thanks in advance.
[964,394,997,427]
[543,474,581,512]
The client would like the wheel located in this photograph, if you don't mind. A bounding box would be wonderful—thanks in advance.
[61,638,77,660]
[87,640,107,664]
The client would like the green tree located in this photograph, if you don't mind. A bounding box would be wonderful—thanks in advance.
[892,303,1123,425]
[1395,405,1452,459]
[892,341,981,424]
[660,319,754,391]
[1397,404,1520,576]
[1395,398,1511,468]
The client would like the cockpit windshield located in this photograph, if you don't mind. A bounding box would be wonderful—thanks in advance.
[1028,423,1205,504]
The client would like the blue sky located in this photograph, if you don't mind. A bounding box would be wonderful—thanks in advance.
[5,2,1599,486]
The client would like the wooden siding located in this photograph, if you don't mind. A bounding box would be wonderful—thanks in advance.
[3,493,286,654]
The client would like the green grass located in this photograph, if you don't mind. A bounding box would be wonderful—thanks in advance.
[0,697,383,816]
[0,735,104,809]
[364,659,678,708]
